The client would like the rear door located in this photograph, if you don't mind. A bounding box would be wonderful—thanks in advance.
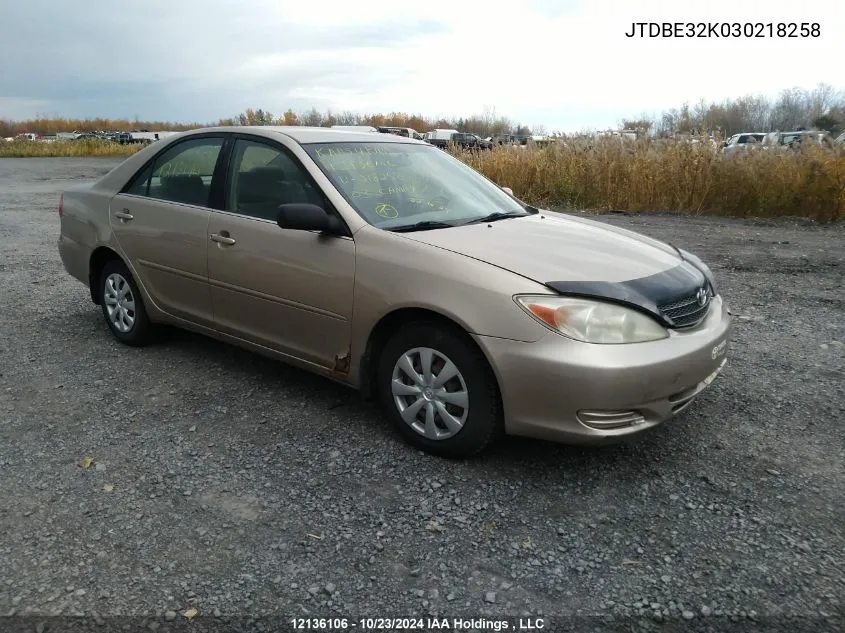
[206,135,355,369]
[110,135,226,326]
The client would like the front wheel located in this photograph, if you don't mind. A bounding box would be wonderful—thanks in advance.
[377,321,503,458]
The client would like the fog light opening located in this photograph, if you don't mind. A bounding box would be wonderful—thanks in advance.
[577,409,645,430]
[671,397,697,414]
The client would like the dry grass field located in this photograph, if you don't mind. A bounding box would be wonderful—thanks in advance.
[0,138,141,158]
[459,139,845,222]
[3,136,843,221]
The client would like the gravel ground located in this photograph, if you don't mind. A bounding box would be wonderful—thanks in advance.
[0,157,843,633]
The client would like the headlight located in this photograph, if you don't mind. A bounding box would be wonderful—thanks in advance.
[514,295,669,344]
[678,248,718,296]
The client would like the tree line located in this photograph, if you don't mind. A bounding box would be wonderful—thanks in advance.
[2,84,842,139]
[622,83,845,137]
[216,107,532,138]
[0,107,532,139]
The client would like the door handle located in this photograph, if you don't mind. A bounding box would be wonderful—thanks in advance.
[114,209,134,221]
[210,233,236,245]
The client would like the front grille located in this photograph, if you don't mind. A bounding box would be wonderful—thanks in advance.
[658,287,712,328]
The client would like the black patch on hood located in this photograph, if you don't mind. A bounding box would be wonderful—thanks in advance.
[545,260,709,328]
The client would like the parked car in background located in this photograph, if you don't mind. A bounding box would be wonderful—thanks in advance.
[129,131,180,144]
[763,130,835,150]
[464,133,493,149]
[57,126,731,457]
[426,130,491,150]
[423,128,460,145]
[492,134,514,146]
[449,132,491,150]
[721,133,765,154]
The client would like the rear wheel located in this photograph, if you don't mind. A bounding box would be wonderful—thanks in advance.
[377,321,502,458]
[99,259,154,346]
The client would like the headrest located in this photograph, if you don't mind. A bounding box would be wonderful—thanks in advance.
[251,165,288,180]
[161,174,203,190]
[160,174,206,204]
[236,167,286,203]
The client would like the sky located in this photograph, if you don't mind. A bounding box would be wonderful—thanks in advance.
[1,0,843,132]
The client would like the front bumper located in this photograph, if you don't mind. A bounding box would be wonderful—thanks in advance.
[473,296,732,445]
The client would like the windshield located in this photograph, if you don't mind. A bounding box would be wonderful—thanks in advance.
[302,142,527,229]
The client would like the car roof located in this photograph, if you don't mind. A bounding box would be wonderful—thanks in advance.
[174,125,428,145]
[90,126,430,193]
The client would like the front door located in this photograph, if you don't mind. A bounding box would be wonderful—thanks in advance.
[111,135,226,326]
[207,136,355,370]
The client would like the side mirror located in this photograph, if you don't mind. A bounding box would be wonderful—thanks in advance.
[502,187,514,196]
[276,203,344,235]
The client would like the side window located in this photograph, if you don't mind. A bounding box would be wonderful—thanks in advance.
[144,137,224,207]
[124,163,153,196]
[227,138,326,221]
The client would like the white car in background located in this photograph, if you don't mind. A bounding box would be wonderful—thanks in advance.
[721,133,765,155]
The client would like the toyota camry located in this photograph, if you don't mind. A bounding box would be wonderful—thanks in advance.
[57,126,732,457]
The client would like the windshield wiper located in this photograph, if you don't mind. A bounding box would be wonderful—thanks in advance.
[387,220,456,233]
[463,211,528,225]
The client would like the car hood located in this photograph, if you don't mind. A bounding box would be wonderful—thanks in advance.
[397,211,683,283]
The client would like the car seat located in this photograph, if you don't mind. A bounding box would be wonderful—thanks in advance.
[160,174,208,206]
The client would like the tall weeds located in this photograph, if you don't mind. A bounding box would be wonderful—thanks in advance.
[0,139,142,158]
[457,138,845,222]
[3,137,843,222]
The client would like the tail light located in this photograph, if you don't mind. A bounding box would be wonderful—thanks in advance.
[58,194,64,218]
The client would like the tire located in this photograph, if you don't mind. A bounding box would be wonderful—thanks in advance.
[377,321,503,458]
[99,259,154,346]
